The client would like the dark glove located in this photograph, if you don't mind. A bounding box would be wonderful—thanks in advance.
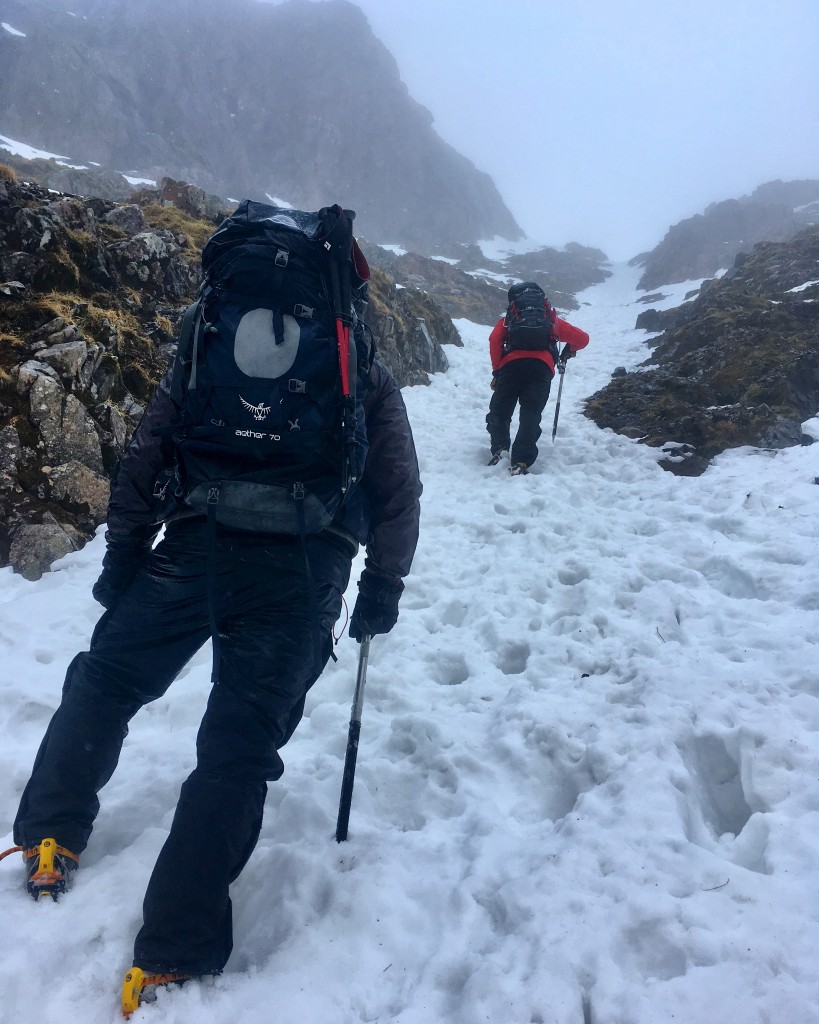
[560,345,576,361]
[350,568,404,641]
[92,542,148,610]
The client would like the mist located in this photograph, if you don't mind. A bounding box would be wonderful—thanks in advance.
[264,0,819,260]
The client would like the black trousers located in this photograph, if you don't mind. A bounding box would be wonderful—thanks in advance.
[486,358,553,466]
[13,519,352,975]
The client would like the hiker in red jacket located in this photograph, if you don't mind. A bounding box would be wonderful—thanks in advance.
[487,282,589,474]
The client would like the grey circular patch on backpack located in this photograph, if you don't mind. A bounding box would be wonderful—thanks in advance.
[234,309,300,378]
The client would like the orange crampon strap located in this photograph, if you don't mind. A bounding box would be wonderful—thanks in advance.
[0,845,23,862]
[121,967,193,1017]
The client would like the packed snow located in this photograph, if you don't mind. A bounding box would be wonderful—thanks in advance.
[1,22,26,37]
[476,235,592,263]
[0,132,70,163]
[477,235,549,261]
[0,132,157,179]
[1,264,818,1023]
[122,175,156,187]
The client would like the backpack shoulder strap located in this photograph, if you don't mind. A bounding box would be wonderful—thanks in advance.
[169,297,204,407]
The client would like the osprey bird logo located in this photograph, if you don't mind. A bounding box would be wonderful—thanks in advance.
[240,396,272,422]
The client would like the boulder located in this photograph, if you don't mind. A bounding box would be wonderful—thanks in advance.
[107,229,198,301]
[47,460,110,520]
[8,514,77,582]
[104,204,150,234]
[27,376,104,474]
[36,339,90,384]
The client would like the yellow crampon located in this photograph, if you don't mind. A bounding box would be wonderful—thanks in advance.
[22,838,79,900]
[121,967,193,1017]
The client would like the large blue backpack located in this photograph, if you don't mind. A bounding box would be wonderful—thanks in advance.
[166,201,371,536]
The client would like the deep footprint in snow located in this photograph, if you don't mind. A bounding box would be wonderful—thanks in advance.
[496,640,531,675]
[685,733,754,838]
[616,917,688,981]
[557,561,592,586]
[431,650,470,686]
[674,733,772,872]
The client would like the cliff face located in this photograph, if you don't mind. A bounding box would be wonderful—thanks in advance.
[0,0,521,249]
[0,173,457,579]
[631,180,819,290]
[586,227,819,476]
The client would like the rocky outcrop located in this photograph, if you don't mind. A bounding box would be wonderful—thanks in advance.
[585,226,819,475]
[632,179,819,290]
[360,240,611,325]
[360,245,508,325]
[492,242,611,311]
[366,268,459,384]
[0,0,521,250]
[0,177,458,578]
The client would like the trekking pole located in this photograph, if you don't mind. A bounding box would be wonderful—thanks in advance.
[319,205,358,491]
[335,635,372,842]
[551,358,567,441]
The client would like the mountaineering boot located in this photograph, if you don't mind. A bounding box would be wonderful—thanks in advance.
[23,838,79,900]
[488,448,509,466]
[121,967,195,1017]
[509,462,529,476]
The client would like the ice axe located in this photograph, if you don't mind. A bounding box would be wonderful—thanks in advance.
[335,635,371,842]
[551,347,572,441]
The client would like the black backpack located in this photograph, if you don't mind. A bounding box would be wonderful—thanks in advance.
[164,200,372,536]
[503,281,557,355]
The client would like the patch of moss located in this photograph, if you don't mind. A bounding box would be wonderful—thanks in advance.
[0,297,66,354]
[11,408,39,452]
[141,204,213,256]
[0,286,167,405]
[33,249,81,292]
[121,361,154,400]
[0,333,26,373]
[651,395,689,418]
[154,314,174,337]
[711,420,747,445]
[98,222,128,243]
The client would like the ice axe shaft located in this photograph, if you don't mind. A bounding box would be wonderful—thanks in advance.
[551,360,567,441]
[335,635,371,842]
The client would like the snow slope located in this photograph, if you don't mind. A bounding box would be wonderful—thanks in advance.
[1,263,818,1024]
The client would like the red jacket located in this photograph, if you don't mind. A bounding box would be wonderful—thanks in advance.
[489,309,589,374]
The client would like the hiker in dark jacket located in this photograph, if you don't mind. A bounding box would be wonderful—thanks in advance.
[487,284,589,474]
[10,343,421,994]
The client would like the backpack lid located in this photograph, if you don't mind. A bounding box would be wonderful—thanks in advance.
[204,200,370,285]
[507,281,547,304]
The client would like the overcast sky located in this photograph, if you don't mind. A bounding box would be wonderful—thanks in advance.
[268,0,819,260]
